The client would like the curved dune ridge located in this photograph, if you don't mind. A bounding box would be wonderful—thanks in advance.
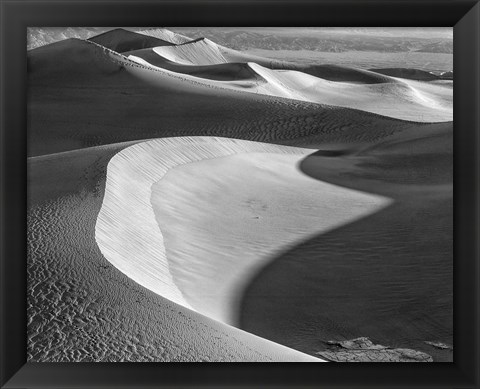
[27,142,322,362]
[136,28,193,45]
[27,31,452,156]
[88,28,176,53]
[369,68,442,81]
[124,41,451,122]
[125,47,260,81]
[152,38,228,65]
[27,36,421,157]
[126,42,397,84]
[95,137,392,326]
[27,28,453,362]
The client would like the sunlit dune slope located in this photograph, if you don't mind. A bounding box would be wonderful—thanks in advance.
[28,38,429,157]
[123,38,451,121]
[96,137,390,324]
[125,47,260,81]
[128,52,451,121]
[136,28,192,44]
[215,42,396,83]
[27,142,322,362]
[243,62,451,121]
[127,37,395,83]
[151,38,228,65]
[241,120,453,361]
[27,28,453,362]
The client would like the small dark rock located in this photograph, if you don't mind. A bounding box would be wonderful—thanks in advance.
[317,337,433,362]
[424,341,453,350]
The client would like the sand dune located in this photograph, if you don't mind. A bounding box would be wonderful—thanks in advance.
[87,28,175,53]
[241,121,453,361]
[120,37,451,121]
[28,142,321,362]
[369,68,440,81]
[150,38,228,65]
[216,43,397,83]
[29,37,433,157]
[145,37,400,83]
[96,137,390,325]
[119,33,401,84]
[126,51,451,121]
[136,28,192,45]
[125,47,260,81]
[27,28,453,362]
[245,62,451,121]
[28,38,126,85]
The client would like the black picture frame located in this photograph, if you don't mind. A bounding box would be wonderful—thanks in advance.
[1,0,478,388]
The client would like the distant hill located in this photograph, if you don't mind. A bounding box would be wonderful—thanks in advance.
[170,28,453,54]
[28,27,453,54]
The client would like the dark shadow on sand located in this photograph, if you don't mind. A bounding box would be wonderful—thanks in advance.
[238,131,453,361]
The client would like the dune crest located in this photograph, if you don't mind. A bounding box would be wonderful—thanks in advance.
[88,28,175,53]
[96,137,391,326]
[136,28,192,45]
[126,51,451,121]
[28,27,453,362]
[152,38,228,66]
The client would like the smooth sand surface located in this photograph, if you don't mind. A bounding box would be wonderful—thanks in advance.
[28,142,321,362]
[28,37,428,157]
[245,62,451,121]
[126,44,451,121]
[88,28,175,52]
[95,137,390,325]
[125,48,261,81]
[136,28,192,45]
[27,29,452,362]
[240,122,453,361]
[152,39,228,65]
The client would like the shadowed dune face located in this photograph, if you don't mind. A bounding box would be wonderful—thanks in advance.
[27,38,125,84]
[217,44,398,83]
[28,38,425,157]
[95,137,391,324]
[27,36,451,156]
[240,122,453,361]
[27,27,453,362]
[369,68,441,81]
[125,48,261,81]
[125,48,451,121]
[27,143,321,362]
[154,146,390,325]
[87,28,176,53]
[128,38,398,83]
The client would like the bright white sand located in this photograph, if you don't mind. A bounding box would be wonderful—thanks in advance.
[28,30,452,361]
[152,39,228,65]
[29,142,322,362]
[96,137,391,326]
[247,62,452,122]
[137,28,192,44]
[127,49,451,122]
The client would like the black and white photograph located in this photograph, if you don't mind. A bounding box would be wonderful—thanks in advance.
[27,26,453,363]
